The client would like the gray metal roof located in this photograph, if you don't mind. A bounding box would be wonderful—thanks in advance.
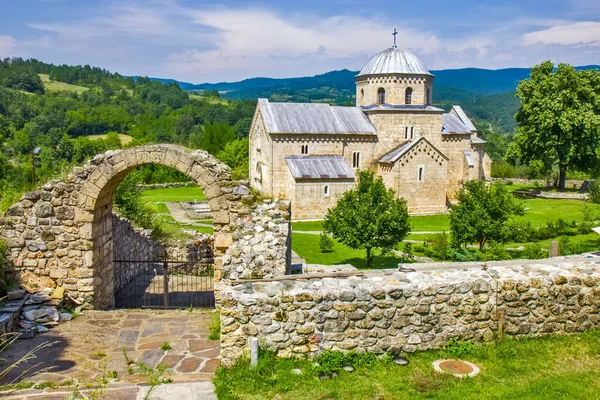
[464,150,475,167]
[258,99,376,135]
[362,104,444,112]
[379,137,449,164]
[379,141,414,163]
[357,48,432,77]
[452,105,477,131]
[286,156,355,180]
[442,113,472,135]
[470,136,487,144]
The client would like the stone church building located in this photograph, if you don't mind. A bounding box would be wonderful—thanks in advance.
[249,45,492,220]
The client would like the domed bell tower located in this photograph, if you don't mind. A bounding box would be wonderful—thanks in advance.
[356,30,433,108]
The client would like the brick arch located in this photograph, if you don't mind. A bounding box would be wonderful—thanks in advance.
[1,144,250,309]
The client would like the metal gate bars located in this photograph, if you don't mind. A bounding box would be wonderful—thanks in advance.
[113,256,215,309]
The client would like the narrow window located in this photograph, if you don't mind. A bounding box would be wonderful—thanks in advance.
[352,151,360,168]
[405,87,413,105]
[425,88,430,105]
[410,127,414,139]
[301,145,309,155]
[324,185,330,197]
[404,127,409,140]
[418,166,424,182]
[377,87,386,104]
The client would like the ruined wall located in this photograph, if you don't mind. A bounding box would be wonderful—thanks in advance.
[220,200,291,281]
[112,215,158,293]
[219,260,600,366]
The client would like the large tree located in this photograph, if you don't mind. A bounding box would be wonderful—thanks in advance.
[512,61,600,189]
[323,170,411,268]
[450,181,524,250]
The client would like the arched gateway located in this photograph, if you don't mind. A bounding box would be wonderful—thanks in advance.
[0,145,249,309]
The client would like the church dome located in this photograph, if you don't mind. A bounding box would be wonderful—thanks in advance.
[357,47,431,77]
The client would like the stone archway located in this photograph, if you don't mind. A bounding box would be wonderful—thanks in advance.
[0,144,250,309]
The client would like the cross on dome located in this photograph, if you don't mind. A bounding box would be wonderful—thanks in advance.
[392,28,398,48]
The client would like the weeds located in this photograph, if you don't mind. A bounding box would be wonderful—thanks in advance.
[208,312,221,340]
[0,333,57,391]
[160,342,172,351]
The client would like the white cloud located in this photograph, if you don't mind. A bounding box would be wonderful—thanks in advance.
[523,21,600,46]
[0,35,16,56]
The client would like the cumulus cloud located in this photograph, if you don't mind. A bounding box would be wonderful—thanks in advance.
[523,21,600,46]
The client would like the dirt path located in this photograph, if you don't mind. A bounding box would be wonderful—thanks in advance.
[165,202,213,228]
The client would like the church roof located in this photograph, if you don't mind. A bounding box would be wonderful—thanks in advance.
[286,156,355,180]
[362,104,443,112]
[379,137,448,164]
[451,105,477,131]
[442,113,473,135]
[258,99,376,135]
[357,48,432,77]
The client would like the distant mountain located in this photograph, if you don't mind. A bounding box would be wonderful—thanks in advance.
[149,65,599,97]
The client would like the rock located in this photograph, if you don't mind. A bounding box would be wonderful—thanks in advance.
[34,325,49,333]
[24,309,48,321]
[393,357,409,366]
[291,368,303,375]
[7,290,26,300]
[342,364,355,372]
[51,287,65,299]
[34,202,54,218]
[59,313,73,321]
[319,374,331,380]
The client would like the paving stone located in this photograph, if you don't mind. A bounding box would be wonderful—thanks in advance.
[188,339,218,352]
[176,356,203,373]
[161,354,185,368]
[139,349,164,369]
[118,330,139,349]
[199,358,221,373]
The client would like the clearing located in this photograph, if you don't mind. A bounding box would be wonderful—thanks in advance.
[38,74,89,94]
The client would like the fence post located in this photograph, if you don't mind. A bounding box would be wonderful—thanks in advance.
[163,259,169,309]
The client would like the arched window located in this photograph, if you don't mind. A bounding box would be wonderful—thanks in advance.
[425,88,430,105]
[377,88,386,104]
[405,87,413,105]
[360,89,364,99]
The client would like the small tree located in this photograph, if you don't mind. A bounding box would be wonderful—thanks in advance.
[450,181,524,250]
[319,233,334,253]
[323,170,411,268]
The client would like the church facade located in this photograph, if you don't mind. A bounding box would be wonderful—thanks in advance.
[248,46,492,220]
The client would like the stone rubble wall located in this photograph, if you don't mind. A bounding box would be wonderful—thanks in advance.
[112,215,160,293]
[218,261,600,366]
[162,235,214,275]
[135,182,196,189]
[220,200,291,281]
[490,178,584,189]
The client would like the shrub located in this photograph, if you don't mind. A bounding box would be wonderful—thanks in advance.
[481,241,511,261]
[450,248,480,262]
[558,236,583,256]
[403,242,414,260]
[524,243,547,259]
[589,180,600,204]
[426,232,451,261]
[319,233,334,253]
[444,338,475,358]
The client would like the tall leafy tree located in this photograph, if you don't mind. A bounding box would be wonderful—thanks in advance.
[512,61,600,189]
[449,181,524,250]
[323,170,411,268]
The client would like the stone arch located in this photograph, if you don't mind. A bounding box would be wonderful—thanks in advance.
[1,144,251,309]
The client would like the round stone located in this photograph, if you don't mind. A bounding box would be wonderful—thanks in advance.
[342,364,355,372]
[331,371,339,378]
[393,357,409,366]
[432,359,480,378]
[319,374,331,380]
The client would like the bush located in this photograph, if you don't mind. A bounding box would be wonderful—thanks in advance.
[558,236,583,256]
[425,233,451,261]
[319,233,334,253]
[403,242,414,260]
[480,241,511,261]
[450,247,480,262]
[524,243,547,259]
[444,338,475,358]
[588,180,600,204]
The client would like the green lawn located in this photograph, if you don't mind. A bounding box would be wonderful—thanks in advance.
[292,233,407,269]
[141,186,206,203]
[214,329,600,400]
[38,74,89,94]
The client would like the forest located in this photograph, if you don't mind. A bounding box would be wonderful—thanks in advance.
[0,57,256,211]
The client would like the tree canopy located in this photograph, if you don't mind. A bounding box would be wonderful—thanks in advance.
[511,61,600,188]
[449,181,524,250]
[323,170,411,268]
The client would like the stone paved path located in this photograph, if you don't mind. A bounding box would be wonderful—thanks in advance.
[0,309,220,399]
[165,202,212,228]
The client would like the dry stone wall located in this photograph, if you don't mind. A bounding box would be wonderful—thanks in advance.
[220,200,291,281]
[0,144,249,308]
[218,260,600,366]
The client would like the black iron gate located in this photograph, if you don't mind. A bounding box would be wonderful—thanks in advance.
[113,254,215,309]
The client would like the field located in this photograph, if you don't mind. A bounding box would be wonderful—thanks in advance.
[214,329,600,400]
[38,74,89,93]
[88,133,134,145]
[141,186,207,203]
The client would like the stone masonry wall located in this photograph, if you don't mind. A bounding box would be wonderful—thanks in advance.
[112,215,159,293]
[220,200,291,281]
[219,260,600,366]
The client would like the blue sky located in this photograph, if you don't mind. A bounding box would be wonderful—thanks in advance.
[0,0,599,83]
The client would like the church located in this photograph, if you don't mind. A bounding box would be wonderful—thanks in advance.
[248,40,492,220]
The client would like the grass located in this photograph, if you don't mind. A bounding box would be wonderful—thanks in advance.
[141,186,207,203]
[38,74,89,94]
[152,203,170,214]
[88,133,134,145]
[214,329,600,400]
[292,233,408,269]
[208,312,221,340]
